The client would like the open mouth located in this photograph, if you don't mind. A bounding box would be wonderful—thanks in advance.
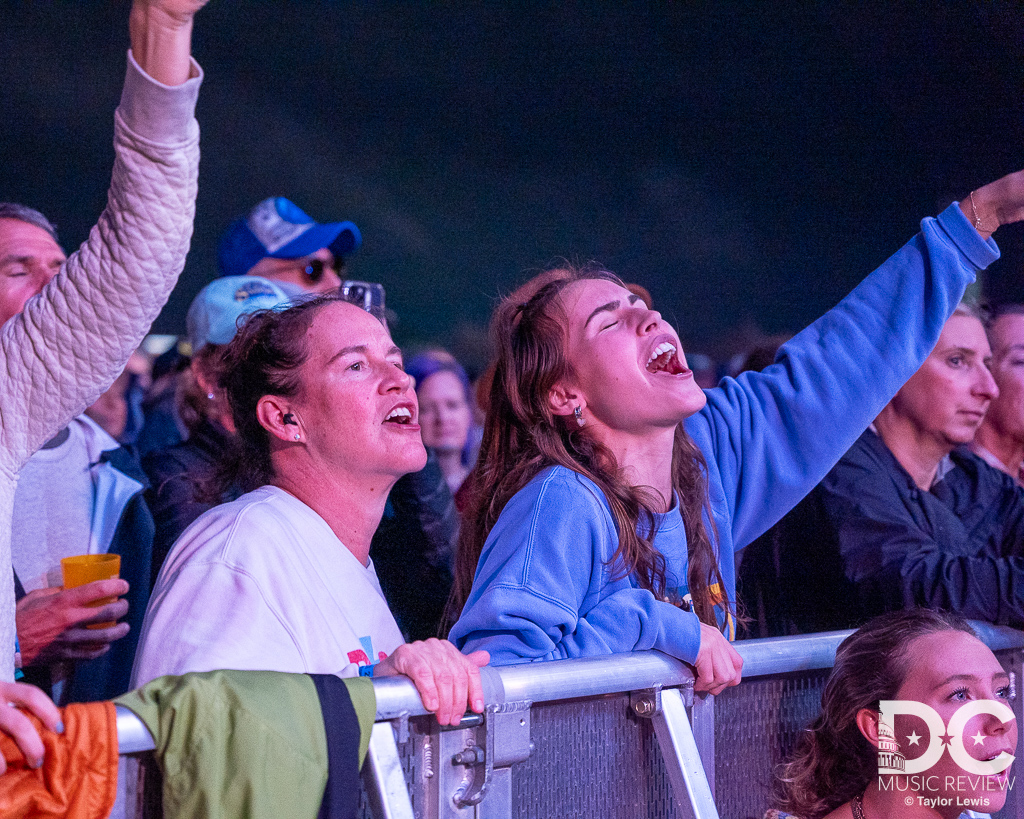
[646,341,687,375]
[383,406,414,425]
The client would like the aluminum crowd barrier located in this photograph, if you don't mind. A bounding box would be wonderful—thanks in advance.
[116,622,1024,819]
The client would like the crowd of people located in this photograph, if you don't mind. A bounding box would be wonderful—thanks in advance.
[3,3,1024,818]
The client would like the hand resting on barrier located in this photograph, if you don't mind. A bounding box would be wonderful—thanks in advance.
[373,639,489,726]
[0,681,62,775]
[693,623,742,695]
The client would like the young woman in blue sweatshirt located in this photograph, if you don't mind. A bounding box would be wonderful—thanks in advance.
[448,172,1024,694]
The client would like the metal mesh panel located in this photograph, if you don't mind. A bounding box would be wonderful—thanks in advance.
[511,694,682,819]
[713,669,830,819]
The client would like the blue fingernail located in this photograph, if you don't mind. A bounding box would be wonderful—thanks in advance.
[55,720,64,735]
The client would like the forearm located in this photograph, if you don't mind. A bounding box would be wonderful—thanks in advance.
[453,586,702,666]
[869,550,1024,628]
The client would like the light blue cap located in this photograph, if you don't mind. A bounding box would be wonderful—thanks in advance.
[186,275,290,352]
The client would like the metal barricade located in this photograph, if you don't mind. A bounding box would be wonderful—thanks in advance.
[116,622,1024,819]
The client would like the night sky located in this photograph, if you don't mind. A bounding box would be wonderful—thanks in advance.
[2,2,1023,372]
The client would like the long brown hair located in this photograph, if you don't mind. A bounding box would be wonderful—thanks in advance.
[445,265,726,630]
[775,609,976,819]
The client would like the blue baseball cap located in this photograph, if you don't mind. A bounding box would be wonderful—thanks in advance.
[217,197,362,278]
[186,275,290,353]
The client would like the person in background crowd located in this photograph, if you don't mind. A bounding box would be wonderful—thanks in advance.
[766,306,1024,635]
[0,0,206,773]
[134,343,191,456]
[407,352,478,496]
[134,296,488,726]
[84,352,152,442]
[135,197,362,455]
[448,171,1024,694]
[218,197,361,297]
[774,609,1015,819]
[369,350,474,642]
[970,303,1024,485]
[142,276,289,582]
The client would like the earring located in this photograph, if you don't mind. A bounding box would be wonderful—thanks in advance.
[293,433,301,442]
[574,406,585,427]
[206,392,215,401]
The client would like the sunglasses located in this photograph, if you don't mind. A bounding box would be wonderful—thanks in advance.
[302,257,344,285]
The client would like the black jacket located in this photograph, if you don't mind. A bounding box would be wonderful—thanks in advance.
[742,429,1024,635]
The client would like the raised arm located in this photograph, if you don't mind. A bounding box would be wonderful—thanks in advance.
[961,169,1024,242]
[690,170,1024,554]
[0,0,206,475]
[0,0,206,758]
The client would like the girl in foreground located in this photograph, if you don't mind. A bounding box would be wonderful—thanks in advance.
[776,610,1016,819]
[448,172,1024,693]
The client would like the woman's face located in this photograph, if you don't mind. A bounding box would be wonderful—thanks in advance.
[417,370,472,454]
[890,630,1016,812]
[287,301,427,482]
[556,278,707,438]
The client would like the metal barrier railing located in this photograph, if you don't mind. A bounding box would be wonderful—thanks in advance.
[115,622,1024,819]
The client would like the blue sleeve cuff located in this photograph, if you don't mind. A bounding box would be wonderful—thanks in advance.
[937,201,1000,271]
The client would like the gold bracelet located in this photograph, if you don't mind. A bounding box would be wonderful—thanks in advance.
[970,190,993,233]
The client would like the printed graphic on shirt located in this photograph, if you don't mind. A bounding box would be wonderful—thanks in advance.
[672,582,736,640]
[347,635,390,668]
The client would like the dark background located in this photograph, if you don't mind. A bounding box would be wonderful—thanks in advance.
[2,1,1023,371]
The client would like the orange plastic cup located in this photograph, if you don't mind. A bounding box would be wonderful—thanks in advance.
[61,554,121,629]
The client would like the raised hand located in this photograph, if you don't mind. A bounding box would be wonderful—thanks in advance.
[129,0,211,85]
[961,169,1024,241]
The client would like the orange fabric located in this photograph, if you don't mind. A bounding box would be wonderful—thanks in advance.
[0,701,118,819]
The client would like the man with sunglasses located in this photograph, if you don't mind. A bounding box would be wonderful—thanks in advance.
[217,197,361,296]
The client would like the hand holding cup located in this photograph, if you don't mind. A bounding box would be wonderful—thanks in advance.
[60,554,121,629]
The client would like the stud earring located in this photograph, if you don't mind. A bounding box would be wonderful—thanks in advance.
[293,433,301,442]
[206,392,215,401]
[574,406,585,427]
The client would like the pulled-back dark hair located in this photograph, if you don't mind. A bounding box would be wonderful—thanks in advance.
[445,264,725,631]
[776,609,976,819]
[215,294,338,492]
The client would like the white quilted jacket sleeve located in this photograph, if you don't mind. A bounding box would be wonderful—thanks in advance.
[0,52,202,681]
